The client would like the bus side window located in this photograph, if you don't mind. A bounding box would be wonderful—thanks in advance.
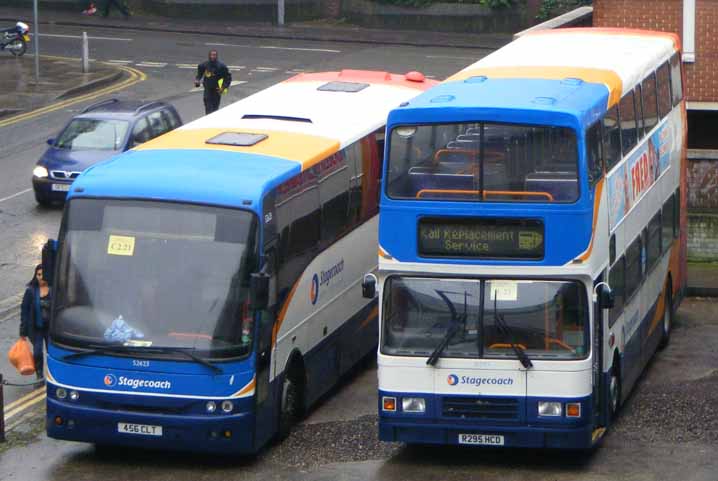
[674,188,681,238]
[634,85,645,140]
[586,121,603,188]
[609,234,616,265]
[646,212,662,272]
[656,61,672,118]
[619,91,638,155]
[625,236,642,301]
[670,53,684,106]
[662,193,675,252]
[609,256,625,327]
[641,73,659,133]
[319,152,350,246]
[602,106,621,172]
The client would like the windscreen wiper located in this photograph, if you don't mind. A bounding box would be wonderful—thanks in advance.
[63,345,222,374]
[426,290,468,367]
[493,297,533,369]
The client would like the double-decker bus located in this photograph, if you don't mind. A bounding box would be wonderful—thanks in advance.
[367,29,687,449]
[42,70,435,453]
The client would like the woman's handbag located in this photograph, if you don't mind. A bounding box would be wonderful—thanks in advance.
[8,338,35,375]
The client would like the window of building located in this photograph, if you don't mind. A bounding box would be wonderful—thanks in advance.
[619,91,638,155]
[674,188,681,238]
[662,193,675,253]
[641,73,659,133]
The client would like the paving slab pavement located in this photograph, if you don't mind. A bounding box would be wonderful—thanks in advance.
[0,6,511,50]
[0,54,123,118]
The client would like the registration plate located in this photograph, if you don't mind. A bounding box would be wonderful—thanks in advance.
[458,433,504,446]
[51,183,70,192]
[117,422,162,437]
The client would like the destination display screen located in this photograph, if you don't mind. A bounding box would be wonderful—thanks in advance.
[418,218,544,259]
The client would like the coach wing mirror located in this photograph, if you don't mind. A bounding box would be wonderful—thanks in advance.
[41,239,58,286]
[594,283,615,310]
[362,273,377,299]
[249,271,270,311]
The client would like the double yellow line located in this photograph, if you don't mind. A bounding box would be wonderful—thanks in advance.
[0,59,146,129]
[4,386,46,426]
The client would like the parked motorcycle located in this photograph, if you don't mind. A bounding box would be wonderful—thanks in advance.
[1,22,30,57]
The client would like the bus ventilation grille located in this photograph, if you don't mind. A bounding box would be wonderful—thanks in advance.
[442,396,519,421]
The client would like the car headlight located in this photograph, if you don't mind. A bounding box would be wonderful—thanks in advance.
[538,401,562,417]
[33,166,49,178]
[401,397,426,413]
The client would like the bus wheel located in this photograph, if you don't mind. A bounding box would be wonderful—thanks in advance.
[609,362,621,419]
[278,368,303,440]
[659,284,673,349]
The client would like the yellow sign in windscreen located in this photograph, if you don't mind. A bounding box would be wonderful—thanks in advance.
[107,235,135,256]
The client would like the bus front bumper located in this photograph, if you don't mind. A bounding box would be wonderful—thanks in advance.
[379,419,594,449]
[47,397,256,454]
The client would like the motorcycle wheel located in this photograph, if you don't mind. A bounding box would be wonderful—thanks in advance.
[9,38,26,57]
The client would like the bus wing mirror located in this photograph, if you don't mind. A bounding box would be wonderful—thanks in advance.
[362,273,377,299]
[597,284,615,310]
[249,272,270,311]
[42,239,57,286]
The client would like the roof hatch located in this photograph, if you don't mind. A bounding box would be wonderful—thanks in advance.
[205,132,268,147]
[317,81,369,93]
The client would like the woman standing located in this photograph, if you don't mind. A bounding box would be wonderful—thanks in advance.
[20,264,51,380]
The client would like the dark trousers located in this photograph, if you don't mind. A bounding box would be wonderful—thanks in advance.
[32,328,47,379]
[203,89,221,115]
[102,0,130,16]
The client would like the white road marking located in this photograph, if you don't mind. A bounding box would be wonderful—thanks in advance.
[136,62,167,67]
[425,54,477,60]
[205,42,340,53]
[227,66,246,70]
[0,188,31,203]
[254,67,279,71]
[189,80,247,93]
[32,33,133,42]
[107,59,133,64]
[176,64,197,69]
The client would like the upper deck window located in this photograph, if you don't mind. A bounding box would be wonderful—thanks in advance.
[386,122,578,203]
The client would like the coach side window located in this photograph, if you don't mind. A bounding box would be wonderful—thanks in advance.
[602,106,621,172]
[670,53,683,107]
[645,212,662,273]
[656,62,672,118]
[609,256,625,327]
[586,122,603,188]
[641,73,659,133]
[319,152,351,246]
[634,85,645,139]
[619,91,638,155]
[625,236,643,301]
[661,194,675,253]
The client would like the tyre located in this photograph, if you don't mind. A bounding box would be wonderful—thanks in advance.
[609,361,621,420]
[9,39,26,57]
[277,368,303,440]
[34,190,52,207]
[659,284,673,349]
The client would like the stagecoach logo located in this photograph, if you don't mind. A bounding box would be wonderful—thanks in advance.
[104,374,117,387]
[310,274,320,305]
[447,373,514,387]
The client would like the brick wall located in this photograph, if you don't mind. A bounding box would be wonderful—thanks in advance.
[688,213,718,261]
[593,0,718,102]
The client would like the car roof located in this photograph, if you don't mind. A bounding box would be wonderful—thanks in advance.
[74,99,172,121]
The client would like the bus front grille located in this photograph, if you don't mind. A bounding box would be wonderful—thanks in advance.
[442,396,519,421]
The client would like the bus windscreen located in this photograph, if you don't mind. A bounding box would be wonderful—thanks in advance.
[386,123,578,203]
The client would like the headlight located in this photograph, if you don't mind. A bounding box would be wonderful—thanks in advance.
[33,166,49,178]
[69,390,80,401]
[221,400,234,413]
[206,401,217,413]
[538,401,562,417]
[56,387,67,399]
[401,397,426,413]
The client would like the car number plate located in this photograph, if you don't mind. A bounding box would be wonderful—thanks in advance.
[51,183,71,192]
[117,422,163,436]
[458,433,504,446]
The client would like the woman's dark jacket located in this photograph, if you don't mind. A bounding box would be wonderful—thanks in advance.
[20,286,47,338]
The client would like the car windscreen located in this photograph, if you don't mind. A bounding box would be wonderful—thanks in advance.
[55,118,129,151]
[52,198,259,359]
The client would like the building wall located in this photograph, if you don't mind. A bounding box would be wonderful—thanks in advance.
[593,0,718,103]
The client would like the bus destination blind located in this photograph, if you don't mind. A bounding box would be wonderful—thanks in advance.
[418,218,544,259]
